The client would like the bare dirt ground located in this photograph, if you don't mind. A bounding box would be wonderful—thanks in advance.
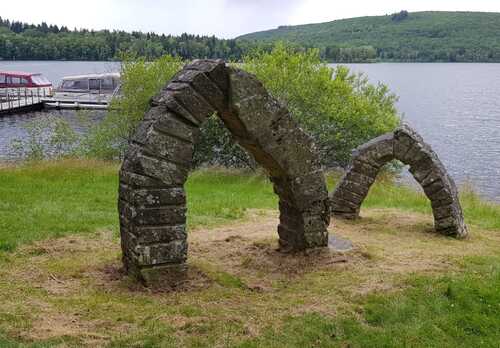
[1,208,498,346]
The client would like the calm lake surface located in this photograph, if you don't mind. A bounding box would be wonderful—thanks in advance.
[0,61,499,202]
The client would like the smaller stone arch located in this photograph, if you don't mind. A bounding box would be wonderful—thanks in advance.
[330,124,468,239]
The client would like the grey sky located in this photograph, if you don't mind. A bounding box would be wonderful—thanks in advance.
[2,0,500,38]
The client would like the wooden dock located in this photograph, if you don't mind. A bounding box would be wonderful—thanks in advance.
[0,88,46,115]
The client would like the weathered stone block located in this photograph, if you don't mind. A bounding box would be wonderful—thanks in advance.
[337,179,371,197]
[121,145,190,186]
[134,240,188,266]
[132,206,186,226]
[185,59,229,93]
[432,204,455,221]
[166,83,216,122]
[119,186,186,208]
[152,110,200,143]
[353,132,394,166]
[334,189,364,205]
[119,170,164,189]
[350,159,380,179]
[393,133,414,160]
[347,171,376,187]
[131,225,187,245]
[144,129,194,165]
[331,197,359,213]
[173,68,227,112]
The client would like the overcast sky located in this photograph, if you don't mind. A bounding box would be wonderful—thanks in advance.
[2,0,500,38]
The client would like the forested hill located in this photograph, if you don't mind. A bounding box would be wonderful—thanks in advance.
[0,17,246,61]
[238,11,500,62]
[2,11,500,62]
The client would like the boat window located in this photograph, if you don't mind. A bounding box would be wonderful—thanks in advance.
[32,75,50,85]
[89,79,100,90]
[11,77,21,84]
[0,74,5,83]
[61,79,89,90]
[20,78,29,85]
[101,77,114,91]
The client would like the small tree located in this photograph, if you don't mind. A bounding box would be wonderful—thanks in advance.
[392,10,410,22]
[243,43,400,167]
[81,54,183,159]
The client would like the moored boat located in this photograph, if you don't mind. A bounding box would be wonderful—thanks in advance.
[43,72,120,110]
[0,71,53,96]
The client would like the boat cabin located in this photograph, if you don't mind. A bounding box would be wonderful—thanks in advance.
[45,72,121,109]
[57,73,120,94]
[0,71,53,96]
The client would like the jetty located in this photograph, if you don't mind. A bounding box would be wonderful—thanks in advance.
[0,89,45,115]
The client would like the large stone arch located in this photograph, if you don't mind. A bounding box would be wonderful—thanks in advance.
[330,124,468,239]
[119,60,330,281]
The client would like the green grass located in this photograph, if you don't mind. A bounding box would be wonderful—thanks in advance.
[362,177,500,231]
[0,160,499,347]
[0,160,119,252]
[1,160,499,252]
[0,161,277,252]
[0,161,500,251]
[239,254,500,347]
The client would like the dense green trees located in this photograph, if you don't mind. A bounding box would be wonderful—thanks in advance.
[239,11,500,63]
[3,11,500,63]
[0,17,246,61]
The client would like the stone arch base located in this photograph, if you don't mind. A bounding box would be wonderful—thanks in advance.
[330,124,468,239]
[119,60,330,282]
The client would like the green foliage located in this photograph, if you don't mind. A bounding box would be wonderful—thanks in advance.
[77,45,398,167]
[0,17,245,61]
[81,55,183,159]
[243,44,400,166]
[193,116,255,168]
[238,11,500,62]
[4,11,500,63]
[391,10,410,22]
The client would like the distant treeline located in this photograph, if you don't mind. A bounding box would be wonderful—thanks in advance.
[4,14,496,63]
[0,17,398,63]
[0,18,247,61]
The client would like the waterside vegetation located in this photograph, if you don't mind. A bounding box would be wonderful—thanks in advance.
[11,45,399,168]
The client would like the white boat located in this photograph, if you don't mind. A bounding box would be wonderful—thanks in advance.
[43,73,120,110]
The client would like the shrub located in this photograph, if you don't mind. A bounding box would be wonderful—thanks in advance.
[243,43,400,167]
[81,55,183,159]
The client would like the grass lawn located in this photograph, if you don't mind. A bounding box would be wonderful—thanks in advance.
[0,160,499,347]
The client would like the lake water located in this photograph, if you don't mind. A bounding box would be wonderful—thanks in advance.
[0,61,499,202]
[334,63,500,202]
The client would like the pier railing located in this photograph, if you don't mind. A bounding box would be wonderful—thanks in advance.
[0,88,46,113]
